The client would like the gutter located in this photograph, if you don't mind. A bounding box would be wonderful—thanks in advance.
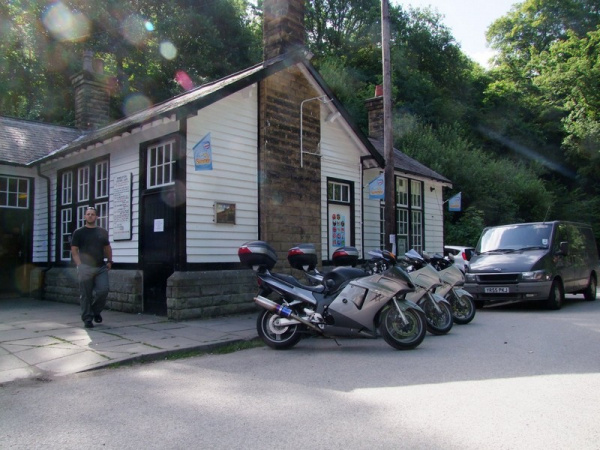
[36,165,52,298]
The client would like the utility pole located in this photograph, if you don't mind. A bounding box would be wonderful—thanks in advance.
[381,0,396,252]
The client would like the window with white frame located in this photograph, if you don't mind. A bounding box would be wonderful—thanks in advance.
[58,159,109,261]
[328,181,350,203]
[379,176,425,253]
[61,172,72,205]
[78,166,90,203]
[147,140,175,188]
[96,160,109,199]
[0,176,30,209]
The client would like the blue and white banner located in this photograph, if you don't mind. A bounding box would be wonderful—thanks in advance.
[369,173,385,199]
[193,133,213,171]
[448,192,462,211]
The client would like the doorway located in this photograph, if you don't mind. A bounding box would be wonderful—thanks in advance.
[140,190,176,315]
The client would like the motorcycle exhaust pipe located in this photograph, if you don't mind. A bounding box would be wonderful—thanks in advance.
[254,295,324,334]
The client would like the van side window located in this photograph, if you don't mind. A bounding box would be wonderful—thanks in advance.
[554,224,568,253]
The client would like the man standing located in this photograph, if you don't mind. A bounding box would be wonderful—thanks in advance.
[71,207,113,329]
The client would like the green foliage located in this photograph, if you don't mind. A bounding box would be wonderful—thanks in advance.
[445,207,485,247]
[532,29,600,188]
[0,0,261,124]
[397,122,553,231]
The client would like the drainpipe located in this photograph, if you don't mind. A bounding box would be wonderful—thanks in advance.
[36,164,52,298]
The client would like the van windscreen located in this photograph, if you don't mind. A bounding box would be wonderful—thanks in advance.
[479,224,552,253]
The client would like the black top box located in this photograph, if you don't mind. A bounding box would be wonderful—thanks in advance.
[332,246,359,266]
[238,241,277,270]
[287,243,318,271]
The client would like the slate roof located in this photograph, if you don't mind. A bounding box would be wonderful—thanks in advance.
[369,138,451,184]
[0,116,83,166]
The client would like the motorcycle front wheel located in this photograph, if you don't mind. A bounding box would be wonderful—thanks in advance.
[379,306,427,350]
[257,309,302,350]
[423,299,453,335]
[450,293,476,325]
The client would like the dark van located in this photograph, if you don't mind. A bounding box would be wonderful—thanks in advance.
[464,221,599,309]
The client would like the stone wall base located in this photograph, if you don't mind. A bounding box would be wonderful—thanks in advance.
[166,270,259,320]
[33,267,259,320]
[40,267,143,313]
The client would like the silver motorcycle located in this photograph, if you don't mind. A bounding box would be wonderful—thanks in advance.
[238,241,427,350]
[427,253,476,325]
[398,250,454,335]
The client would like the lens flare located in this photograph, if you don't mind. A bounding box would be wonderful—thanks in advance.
[175,70,194,91]
[122,93,152,116]
[122,14,150,46]
[160,41,177,60]
[42,2,90,42]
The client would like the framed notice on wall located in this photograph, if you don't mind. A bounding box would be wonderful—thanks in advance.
[215,202,235,224]
[111,173,132,240]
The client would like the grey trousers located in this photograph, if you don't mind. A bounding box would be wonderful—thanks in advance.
[77,264,109,322]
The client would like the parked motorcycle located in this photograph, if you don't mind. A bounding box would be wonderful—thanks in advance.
[238,241,427,350]
[397,249,454,335]
[427,253,476,325]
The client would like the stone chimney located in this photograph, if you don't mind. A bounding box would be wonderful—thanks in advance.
[259,0,322,264]
[365,85,384,140]
[71,51,110,130]
[263,0,305,60]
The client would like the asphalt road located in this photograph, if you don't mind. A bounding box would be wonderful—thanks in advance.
[2,296,599,449]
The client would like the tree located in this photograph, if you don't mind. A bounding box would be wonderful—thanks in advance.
[533,29,600,189]
[0,0,261,125]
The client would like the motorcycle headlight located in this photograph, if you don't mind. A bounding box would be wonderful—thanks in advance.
[465,273,477,283]
[521,270,549,281]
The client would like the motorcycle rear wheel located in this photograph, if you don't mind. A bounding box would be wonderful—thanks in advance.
[257,309,302,350]
[379,306,427,350]
[423,300,453,335]
[450,293,476,325]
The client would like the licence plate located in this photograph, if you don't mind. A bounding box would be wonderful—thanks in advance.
[484,287,509,294]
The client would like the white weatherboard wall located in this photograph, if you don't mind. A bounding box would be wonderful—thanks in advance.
[186,86,258,263]
[363,168,383,254]
[423,181,444,254]
[320,110,365,260]
[34,117,179,264]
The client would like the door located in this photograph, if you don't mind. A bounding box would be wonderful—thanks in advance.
[141,191,176,315]
[0,211,31,295]
[328,204,351,260]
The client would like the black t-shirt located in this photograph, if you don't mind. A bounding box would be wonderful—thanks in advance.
[71,226,110,267]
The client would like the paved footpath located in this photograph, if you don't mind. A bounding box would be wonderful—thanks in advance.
[0,296,258,384]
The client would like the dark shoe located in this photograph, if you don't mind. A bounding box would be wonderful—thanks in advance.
[84,321,94,329]
[94,314,103,324]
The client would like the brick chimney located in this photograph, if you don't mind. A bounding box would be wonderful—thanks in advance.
[365,85,384,140]
[71,51,110,130]
[259,0,322,265]
[263,0,305,60]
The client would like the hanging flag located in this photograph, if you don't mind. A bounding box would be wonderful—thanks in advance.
[369,173,385,199]
[448,192,462,211]
[193,133,213,171]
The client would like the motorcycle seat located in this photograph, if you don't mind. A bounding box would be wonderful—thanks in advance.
[271,273,326,293]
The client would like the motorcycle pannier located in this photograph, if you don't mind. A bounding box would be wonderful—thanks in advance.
[332,246,359,266]
[288,243,318,271]
[238,241,277,270]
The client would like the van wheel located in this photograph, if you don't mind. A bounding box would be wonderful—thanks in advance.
[546,279,564,310]
[583,275,597,301]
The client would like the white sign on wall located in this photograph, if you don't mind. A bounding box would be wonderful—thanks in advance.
[111,173,132,241]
